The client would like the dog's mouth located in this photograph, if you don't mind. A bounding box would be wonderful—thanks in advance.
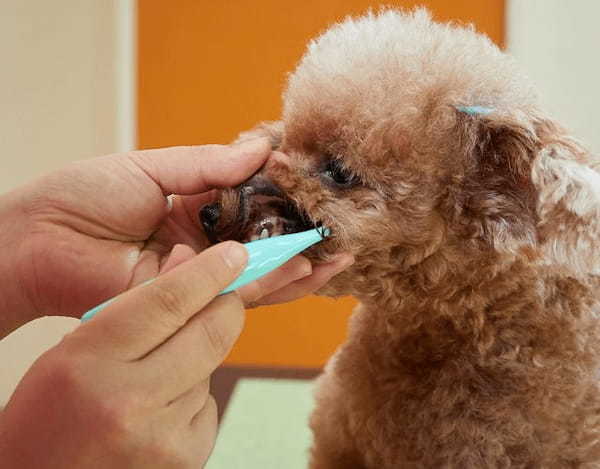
[201,175,317,245]
[238,190,316,243]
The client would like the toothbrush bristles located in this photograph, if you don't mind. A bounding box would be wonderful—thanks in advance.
[315,222,329,239]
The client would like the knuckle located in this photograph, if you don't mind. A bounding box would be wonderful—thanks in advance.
[195,380,211,406]
[199,316,229,361]
[145,435,191,469]
[197,263,226,295]
[150,284,189,328]
[200,388,210,408]
[224,291,244,312]
[200,241,248,292]
[199,296,244,361]
[204,394,218,419]
[240,279,264,304]
[196,397,219,465]
[97,394,140,440]
[42,349,87,394]
[226,294,246,336]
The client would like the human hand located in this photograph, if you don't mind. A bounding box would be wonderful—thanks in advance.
[0,241,249,468]
[0,138,354,335]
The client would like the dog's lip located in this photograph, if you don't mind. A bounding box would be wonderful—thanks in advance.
[212,179,323,245]
[239,179,284,199]
[237,187,251,235]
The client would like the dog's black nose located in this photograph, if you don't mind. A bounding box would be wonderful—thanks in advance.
[200,203,221,242]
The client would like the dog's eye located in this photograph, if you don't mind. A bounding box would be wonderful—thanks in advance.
[322,159,359,188]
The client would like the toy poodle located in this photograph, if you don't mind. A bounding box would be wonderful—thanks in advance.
[201,9,600,468]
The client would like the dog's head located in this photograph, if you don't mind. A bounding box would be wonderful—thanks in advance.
[201,10,599,298]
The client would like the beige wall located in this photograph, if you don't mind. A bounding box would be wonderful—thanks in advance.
[0,0,134,405]
[507,0,600,154]
[2,2,112,192]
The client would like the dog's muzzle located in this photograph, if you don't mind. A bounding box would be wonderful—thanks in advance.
[200,174,315,244]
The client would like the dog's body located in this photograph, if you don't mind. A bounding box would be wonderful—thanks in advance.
[203,10,600,468]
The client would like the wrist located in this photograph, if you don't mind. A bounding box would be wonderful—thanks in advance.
[0,189,38,338]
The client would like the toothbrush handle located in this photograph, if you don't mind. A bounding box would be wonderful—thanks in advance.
[81,228,328,322]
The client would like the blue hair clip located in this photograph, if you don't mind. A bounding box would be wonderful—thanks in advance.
[457,105,494,116]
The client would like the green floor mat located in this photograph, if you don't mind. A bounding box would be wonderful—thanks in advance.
[206,378,315,469]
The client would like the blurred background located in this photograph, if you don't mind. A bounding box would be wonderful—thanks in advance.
[1,1,599,466]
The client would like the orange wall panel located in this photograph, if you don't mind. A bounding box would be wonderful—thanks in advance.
[138,0,504,368]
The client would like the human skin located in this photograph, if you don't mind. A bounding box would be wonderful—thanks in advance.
[0,137,353,337]
[0,138,353,468]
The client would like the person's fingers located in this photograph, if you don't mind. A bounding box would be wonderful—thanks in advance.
[252,253,355,306]
[140,294,245,401]
[168,379,211,418]
[188,396,219,466]
[126,137,271,196]
[190,395,218,430]
[159,244,197,274]
[73,241,248,361]
[237,255,312,306]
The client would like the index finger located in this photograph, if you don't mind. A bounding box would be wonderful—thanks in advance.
[74,241,248,361]
[125,137,271,195]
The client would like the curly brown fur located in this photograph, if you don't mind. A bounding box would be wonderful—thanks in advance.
[209,9,600,468]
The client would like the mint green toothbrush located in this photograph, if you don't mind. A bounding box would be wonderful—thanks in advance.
[80,227,329,322]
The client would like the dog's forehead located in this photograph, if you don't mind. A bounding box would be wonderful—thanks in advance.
[282,108,360,152]
[282,63,412,144]
[282,9,537,141]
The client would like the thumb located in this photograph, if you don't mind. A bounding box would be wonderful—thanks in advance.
[125,137,271,196]
[75,241,248,361]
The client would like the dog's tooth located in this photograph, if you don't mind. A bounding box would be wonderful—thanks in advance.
[260,228,269,240]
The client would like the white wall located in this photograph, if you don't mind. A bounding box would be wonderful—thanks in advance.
[507,0,600,154]
[0,0,134,405]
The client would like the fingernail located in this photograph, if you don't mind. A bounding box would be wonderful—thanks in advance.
[222,242,248,270]
[300,262,312,278]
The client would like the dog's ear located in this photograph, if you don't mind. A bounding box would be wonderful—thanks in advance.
[234,121,283,149]
[532,125,600,276]
[452,109,540,253]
